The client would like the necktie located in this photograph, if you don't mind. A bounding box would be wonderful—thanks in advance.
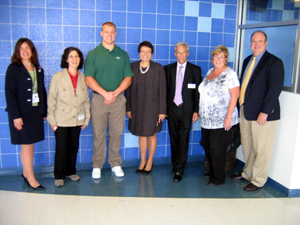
[239,57,256,105]
[174,66,183,106]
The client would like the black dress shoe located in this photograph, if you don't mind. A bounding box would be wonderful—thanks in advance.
[203,173,210,178]
[244,183,261,191]
[173,173,182,182]
[231,174,245,180]
[142,162,154,174]
[207,181,224,187]
[29,184,46,190]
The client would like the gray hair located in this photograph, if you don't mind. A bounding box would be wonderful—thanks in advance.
[175,42,189,52]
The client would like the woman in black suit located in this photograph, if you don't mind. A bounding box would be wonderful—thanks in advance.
[5,38,47,190]
[125,41,166,174]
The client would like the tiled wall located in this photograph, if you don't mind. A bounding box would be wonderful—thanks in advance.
[0,0,239,169]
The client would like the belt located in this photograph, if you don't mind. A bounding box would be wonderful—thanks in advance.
[93,91,99,95]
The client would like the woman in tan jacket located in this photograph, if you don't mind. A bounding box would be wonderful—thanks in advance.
[47,47,90,187]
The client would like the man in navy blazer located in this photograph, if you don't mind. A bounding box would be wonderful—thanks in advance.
[164,42,202,182]
[231,31,284,191]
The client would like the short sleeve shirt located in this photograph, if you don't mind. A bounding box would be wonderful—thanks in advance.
[198,67,240,129]
[84,43,134,92]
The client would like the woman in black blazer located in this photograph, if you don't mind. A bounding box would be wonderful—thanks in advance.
[5,38,47,190]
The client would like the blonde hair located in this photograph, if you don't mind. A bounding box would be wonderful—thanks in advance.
[211,45,229,65]
[101,22,116,31]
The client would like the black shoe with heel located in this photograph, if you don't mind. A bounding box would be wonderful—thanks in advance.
[22,174,46,190]
[142,162,154,174]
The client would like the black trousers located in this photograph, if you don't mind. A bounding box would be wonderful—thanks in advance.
[201,127,232,184]
[54,126,81,179]
[168,104,192,175]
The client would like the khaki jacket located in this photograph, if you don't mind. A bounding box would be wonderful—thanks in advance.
[47,69,90,127]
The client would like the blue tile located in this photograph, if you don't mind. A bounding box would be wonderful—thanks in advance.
[172,0,184,15]
[224,19,236,33]
[126,44,139,60]
[29,0,45,7]
[272,0,284,10]
[142,14,156,29]
[0,0,9,6]
[0,76,6,92]
[185,17,198,31]
[112,0,126,11]
[191,130,201,144]
[142,29,156,44]
[0,6,10,23]
[211,18,224,32]
[228,47,234,62]
[260,9,272,22]
[46,9,62,25]
[96,11,111,27]
[156,45,170,60]
[80,10,95,26]
[158,0,170,14]
[271,10,283,22]
[63,0,78,9]
[46,26,62,42]
[80,27,95,42]
[64,10,79,25]
[224,34,235,48]
[156,30,169,45]
[127,13,142,28]
[11,7,28,24]
[284,0,295,10]
[198,61,209,75]
[115,27,126,44]
[225,5,237,19]
[80,150,93,163]
[127,28,141,44]
[156,15,170,29]
[96,27,102,43]
[63,26,79,42]
[213,0,225,3]
[248,10,260,22]
[128,0,141,12]
[47,42,63,59]
[212,3,225,19]
[199,3,212,17]
[29,8,45,24]
[124,147,139,160]
[11,0,27,6]
[124,133,139,148]
[29,25,46,41]
[35,152,49,166]
[0,24,10,40]
[157,132,166,145]
[188,46,197,60]
[2,154,18,167]
[47,0,62,8]
[197,47,210,61]
[282,10,294,20]
[171,15,184,30]
[171,31,183,45]
[198,32,210,46]
[225,0,237,4]
[185,1,199,17]
[0,139,16,154]
[0,58,11,75]
[198,17,211,32]
[184,31,197,46]
[192,120,201,131]
[211,32,223,46]
[143,0,156,13]
[0,42,11,58]
[96,0,111,10]
[80,0,95,9]
[12,25,28,41]
[112,12,126,27]
[295,12,299,20]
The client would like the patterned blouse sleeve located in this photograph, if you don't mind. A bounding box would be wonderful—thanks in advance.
[227,68,240,89]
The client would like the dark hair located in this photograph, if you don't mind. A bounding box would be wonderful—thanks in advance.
[60,47,84,70]
[138,41,154,54]
[251,30,268,41]
[11,38,40,66]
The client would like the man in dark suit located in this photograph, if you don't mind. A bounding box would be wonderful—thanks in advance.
[231,31,284,191]
[164,42,202,182]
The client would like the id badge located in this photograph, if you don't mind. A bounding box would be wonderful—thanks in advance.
[78,114,84,120]
[32,93,39,103]
[188,83,196,89]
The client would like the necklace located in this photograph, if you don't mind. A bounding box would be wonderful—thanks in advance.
[140,63,150,74]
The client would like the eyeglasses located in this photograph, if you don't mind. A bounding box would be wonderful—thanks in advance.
[213,55,226,59]
[140,51,152,54]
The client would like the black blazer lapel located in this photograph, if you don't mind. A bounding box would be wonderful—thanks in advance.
[248,51,269,85]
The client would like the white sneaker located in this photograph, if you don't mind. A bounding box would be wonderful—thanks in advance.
[92,168,101,179]
[111,166,124,177]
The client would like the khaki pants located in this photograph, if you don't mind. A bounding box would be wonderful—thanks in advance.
[240,106,278,187]
[91,93,126,169]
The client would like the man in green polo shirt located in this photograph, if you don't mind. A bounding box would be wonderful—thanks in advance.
[84,22,133,179]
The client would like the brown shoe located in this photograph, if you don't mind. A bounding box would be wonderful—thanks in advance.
[244,183,261,191]
[231,174,245,180]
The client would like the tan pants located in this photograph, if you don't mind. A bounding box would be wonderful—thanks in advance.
[240,106,278,187]
[91,93,126,169]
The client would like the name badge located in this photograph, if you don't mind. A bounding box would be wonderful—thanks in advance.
[32,93,39,103]
[188,83,196,89]
[78,114,84,120]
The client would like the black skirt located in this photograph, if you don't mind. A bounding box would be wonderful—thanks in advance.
[8,106,45,145]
